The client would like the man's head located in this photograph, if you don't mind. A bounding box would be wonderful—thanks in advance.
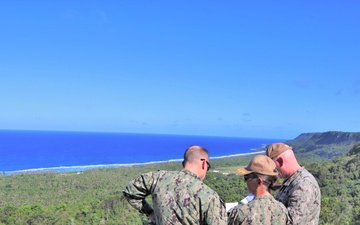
[266,142,292,159]
[266,142,300,178]
[183,145,211,180]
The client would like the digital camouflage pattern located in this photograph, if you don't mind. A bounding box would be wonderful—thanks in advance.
[227,195,290,225]
[123,169,227,225]
[276,167,321,225]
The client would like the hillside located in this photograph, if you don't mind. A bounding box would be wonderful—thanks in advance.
[305,145,360,224]
[284,131,360,162]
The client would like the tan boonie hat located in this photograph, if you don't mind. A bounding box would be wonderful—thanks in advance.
[266,142,292,159]
[237,155,278,176]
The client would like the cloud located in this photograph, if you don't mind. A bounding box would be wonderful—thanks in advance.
[353,75,360,95]
[128,120,148,126]
[335,89,343,96]
[294,80,310,89]
[242,113,251,122]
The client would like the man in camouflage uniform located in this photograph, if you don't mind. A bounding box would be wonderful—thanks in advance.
[123,145,227,225]
[266,143,321,225]
[227,155,290,225]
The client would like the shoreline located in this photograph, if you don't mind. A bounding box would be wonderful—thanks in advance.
[2,151,265,175]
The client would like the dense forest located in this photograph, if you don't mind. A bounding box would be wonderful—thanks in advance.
[1,132,360,224]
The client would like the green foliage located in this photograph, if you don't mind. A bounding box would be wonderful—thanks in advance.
[348,142,360,156]
[205,172,247,202]
[0,164,169,224]
[305,152,360,225]
[0,156,253,224]
[2,138,360,224]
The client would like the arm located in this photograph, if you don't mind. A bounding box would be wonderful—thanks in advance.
[122,171,157,215]
[206,194,228,225]
[227,206,243,225]
[286,180,320,225]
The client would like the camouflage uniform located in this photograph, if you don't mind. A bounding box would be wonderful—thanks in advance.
[123,169,227,225]
[276,167,321,225]
[227,195,289,225]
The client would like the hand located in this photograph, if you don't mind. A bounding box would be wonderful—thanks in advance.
[148,212,156,224]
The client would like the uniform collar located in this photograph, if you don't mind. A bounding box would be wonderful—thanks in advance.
[283,166,304,185]
[181,169,202,180]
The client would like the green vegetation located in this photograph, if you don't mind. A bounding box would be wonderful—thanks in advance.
[0,155,253,225]
[0,162,183,225]
[1,150,359,225]
[307,153,360,224]
[1,132,360,224]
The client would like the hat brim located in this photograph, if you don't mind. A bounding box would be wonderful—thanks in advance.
[237,168,278,176]
[236,167,252,175]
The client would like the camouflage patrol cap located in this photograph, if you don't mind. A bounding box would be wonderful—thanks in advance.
[266,142,292,159]
[237,155,278,176]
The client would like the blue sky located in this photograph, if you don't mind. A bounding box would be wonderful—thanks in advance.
[0,1,359,139]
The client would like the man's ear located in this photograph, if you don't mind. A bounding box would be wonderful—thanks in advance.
[277,157,283,167]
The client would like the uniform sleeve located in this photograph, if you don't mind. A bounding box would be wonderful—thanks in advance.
[205,194,228,225]
[227,206,243,225]
[286,180,320,225]
[122,171,157,215]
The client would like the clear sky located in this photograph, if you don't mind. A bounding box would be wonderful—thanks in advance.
[0,1,359,139]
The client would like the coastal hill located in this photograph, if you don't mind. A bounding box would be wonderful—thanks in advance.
[284,131,360,162]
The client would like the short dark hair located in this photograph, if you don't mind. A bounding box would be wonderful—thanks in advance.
[256,173,281,191]
[182,145,209,167]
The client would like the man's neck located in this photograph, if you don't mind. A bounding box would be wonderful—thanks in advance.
[288,164,301,177]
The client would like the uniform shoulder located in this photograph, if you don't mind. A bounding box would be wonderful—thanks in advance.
[299,168,320,187]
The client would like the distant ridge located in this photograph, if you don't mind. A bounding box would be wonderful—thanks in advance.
[284,131,360,162]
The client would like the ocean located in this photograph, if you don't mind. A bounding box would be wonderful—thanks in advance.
[0,130,284,174]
